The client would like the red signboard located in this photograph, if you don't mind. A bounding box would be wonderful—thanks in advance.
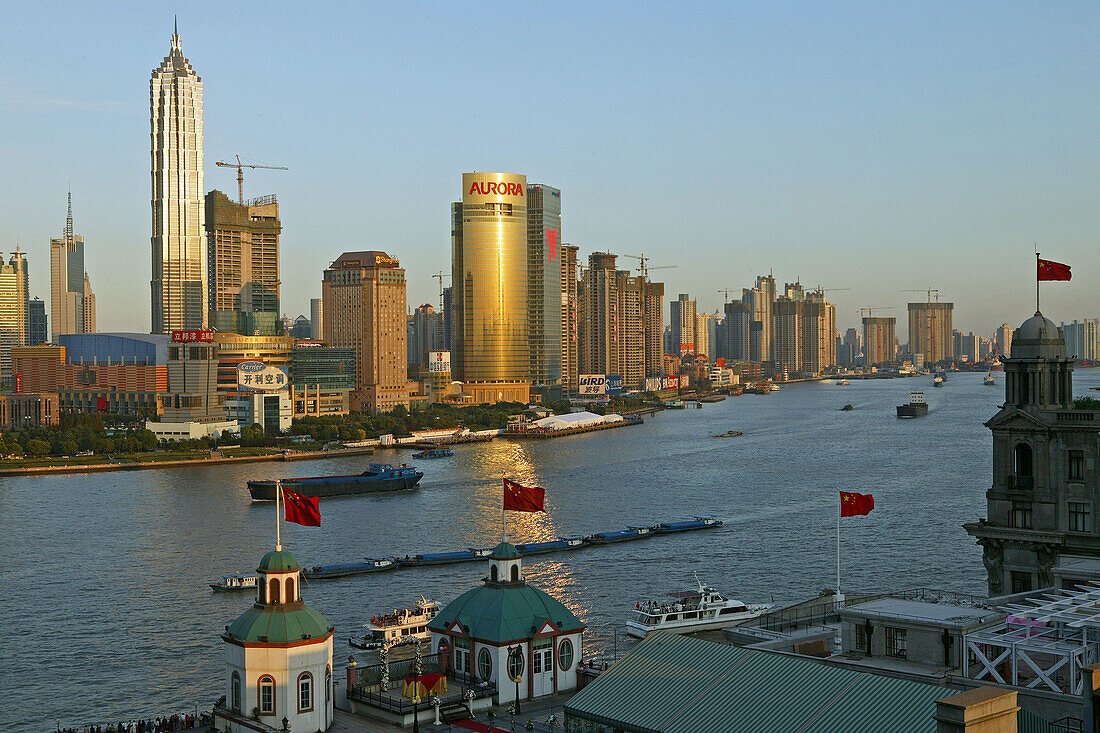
[468,181,525,197]
[14,373,21,393]
[96,397,108,411]
[171,330,215,343]
[716,358,725,368]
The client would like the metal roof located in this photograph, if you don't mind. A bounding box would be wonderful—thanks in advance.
[565,633,948,733]
[428,581,584,644]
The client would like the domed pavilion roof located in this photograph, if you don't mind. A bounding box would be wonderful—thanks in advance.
[429,582,584,644]
[225,603,333,644]
[258,549,300,573]
[1012,312,1066,360]
[491,541,520,559]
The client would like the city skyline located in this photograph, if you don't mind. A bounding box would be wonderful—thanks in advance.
[2,3,1098,336]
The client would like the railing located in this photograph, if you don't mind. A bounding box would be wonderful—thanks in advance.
[1008,475,1034,491]
[1057,411,1095,423]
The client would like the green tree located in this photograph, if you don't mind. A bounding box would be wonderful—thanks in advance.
[26,439,50,457]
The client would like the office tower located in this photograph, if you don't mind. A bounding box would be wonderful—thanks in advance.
[151,24,206,333]
[644,281,665,379]
[409,303,444,368]
[560,245,579,392]
[441,286,453,352]
[742,277,774,364]
[616,271,646,389]
[774,297,803,374]
[451,172,530,404]
[580,252,619,376]
[206,190,281,335]
[322,251,409,412]
[994,323,1012,359]
[50,193,95,340]
[0,250,29,386]
[801,293,836,374]
[863,317,897,365]
[1061,319,1099,362]
[26,299,47,347]
[526,184,563,401]
[310,298,323,340]
[669,294,697,356]
[719,301,750,362]
[907,301,954,365]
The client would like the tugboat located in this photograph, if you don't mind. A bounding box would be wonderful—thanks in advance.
[625,573,772,638]
[896,391,929,418]
[210,573,259,592]
[349,597,440,650]
[247,463,423,501]
[841,404,854,411]
[984,372,996,386]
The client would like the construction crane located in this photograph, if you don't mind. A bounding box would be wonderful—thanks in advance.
[431,271,450,311]
[718,289,737,303]
[858,307,897,319]
[622,253,677,283]
[902,287,940,303]
[810,286,850,296]
[215,155,289,204]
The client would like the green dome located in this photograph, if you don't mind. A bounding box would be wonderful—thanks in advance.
[258,549,300,573]
[491,541,520,559]
[225,604,333,644]
[429,582,584,644]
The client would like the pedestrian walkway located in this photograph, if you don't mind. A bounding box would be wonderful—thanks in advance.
[330,690,573,733]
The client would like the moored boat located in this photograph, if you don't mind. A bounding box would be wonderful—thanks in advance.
[412,448,453,459]
[837,379,850,386]
[247,463,423,501]
[896,391,928,418]
[984,373,995,386]
[515,537,585,556]
[655,517,722,533]
[587,526,653,544]
[303,558,397,580]
[210,573,259,592]
[349,597,440,650]
[625,574,772,638]
[397,550,484,566]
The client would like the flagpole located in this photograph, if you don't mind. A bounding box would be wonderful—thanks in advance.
[836,490,841,601]
[1035,250,1040,314]
[501,475,507,543]
[276,479,282,551]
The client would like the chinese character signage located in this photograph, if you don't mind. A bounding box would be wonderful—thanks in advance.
[236,361,289,392]
[428,351,451,373]
[579,374,607,395]
[605,375,623,395]
[171,330,215,343]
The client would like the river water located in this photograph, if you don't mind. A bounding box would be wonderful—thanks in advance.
[3,370,1099,731]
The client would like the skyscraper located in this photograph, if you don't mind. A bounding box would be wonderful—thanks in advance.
[863,317,897,366]
[719,301,750,362]
[579,252,618,376]
[802,292,836,375]
[50,193,95,340]
[408,303,444,368]
[1062,319,1099,362]
[322,251,408,412]
[206,190,281,335]
[774,297,803,374]
[643,281,665,379]
[451,172,530,404]
[669,294,697,356]
[560,245,579,392]
[310,298,323,340]
[742,274,775,364]
[617,271,646,388]
[994,323,1013,359]
[0,250,29,386]
[26,298,48,347]
[151,24,206,333]
[907,302,954,365]
[526,184,563,401]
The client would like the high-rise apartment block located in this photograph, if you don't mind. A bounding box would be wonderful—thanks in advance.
[579,252,619,376]
[322,251,409,412]
[0,250,29,386]
[408,304,444,369]
[526,184,563,401]
[451,173,530,404]
[669,294,697,356]
[50,194,95,340]
[718,301,750,362]
[1062,319,1099,362]
[742,275,775,364]
[206,190,281,335]
[774,297,803,374]
[560,245,579,393]
[994,324,1013,359]
[151,27,206,333]
[643,281,664,380]
[863,317,897,366]
[617,271,646,388]
[908,302,954,365]
[802,293,836,375]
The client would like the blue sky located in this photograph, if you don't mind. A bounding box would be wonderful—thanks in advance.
[1,1,1096,335]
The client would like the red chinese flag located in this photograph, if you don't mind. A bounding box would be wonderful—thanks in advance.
[840,491,874,517]
[282,487,321,526]
[1037,258,1072,281]
[503,478,545,513]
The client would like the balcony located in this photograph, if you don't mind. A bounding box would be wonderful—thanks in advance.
[1006,475,1034,491]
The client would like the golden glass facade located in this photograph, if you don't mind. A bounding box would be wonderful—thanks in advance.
[452,173,530,390]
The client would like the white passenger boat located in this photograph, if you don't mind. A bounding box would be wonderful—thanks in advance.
[349,596,440,650]
[210,573,259,592]
[625,574,772,638]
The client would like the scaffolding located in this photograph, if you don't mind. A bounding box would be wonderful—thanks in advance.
[964,583,1100,695]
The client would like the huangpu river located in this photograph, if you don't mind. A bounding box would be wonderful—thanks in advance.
[3,370,1099,731]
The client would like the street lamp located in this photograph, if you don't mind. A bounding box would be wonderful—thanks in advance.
[507,645,523,714]
[280,715,290,732]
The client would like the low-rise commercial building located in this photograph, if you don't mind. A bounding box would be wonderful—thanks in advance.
[290,345,354,417]
[0,392,59,429]
[146,331,236,440]
[227,391,292,434]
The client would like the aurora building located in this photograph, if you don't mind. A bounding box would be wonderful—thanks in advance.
[451,173,530,404]
[150,25,207,333]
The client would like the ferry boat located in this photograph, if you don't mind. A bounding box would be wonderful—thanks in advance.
[984,373,996,386]
[412,448,453,459]
[303,558,397,580]
[210,573,259,592]
[349,597,440,651]
[769,383,780,392]
[247,463,423,501]
[896,391,929,419]
[625,574,772,639]
[515,537,585,556]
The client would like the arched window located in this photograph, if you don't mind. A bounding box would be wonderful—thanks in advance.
[258,675,275,715]
[490,565,498,582]
[285,577,295,603]
[269,578,280,605]
[258,582,266,604]
[510,565,519,582]
[297,672,313,712]
[478,647,493,680]
[507,647,524,681]
[325,666,331,708]
[558,639,574,670]
[231,671,241,711]
[1014,443,1033,477]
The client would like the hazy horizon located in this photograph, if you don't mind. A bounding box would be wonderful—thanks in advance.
[2,1,1096,337]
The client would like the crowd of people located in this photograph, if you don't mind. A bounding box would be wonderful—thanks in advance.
[57,712,210,733]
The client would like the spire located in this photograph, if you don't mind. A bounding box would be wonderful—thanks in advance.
[171,17,181,52]
[65,189,73,242]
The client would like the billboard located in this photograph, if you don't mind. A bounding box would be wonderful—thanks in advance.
[605,374,623,395]
[579,374,607,395]
[716,358,725,368]
[171,330,215,343]
[644,377,663,392]
[662,375,682,390]
[237,361,289,391]
[428,351,451,373]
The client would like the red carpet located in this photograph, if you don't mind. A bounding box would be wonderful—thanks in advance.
[453,721,511,733]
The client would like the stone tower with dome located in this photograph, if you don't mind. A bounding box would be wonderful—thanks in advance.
[214,547,335,732]
[966,311,1100,597]
[428,541,586,704]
